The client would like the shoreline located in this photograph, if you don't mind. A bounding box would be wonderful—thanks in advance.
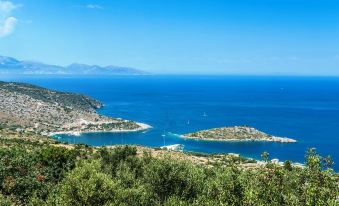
[180,135,297,143]
[49,122,152,137]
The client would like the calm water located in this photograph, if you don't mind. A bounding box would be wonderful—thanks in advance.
[2,75,339,169]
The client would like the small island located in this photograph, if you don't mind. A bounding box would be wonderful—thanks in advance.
[182,126,297,143]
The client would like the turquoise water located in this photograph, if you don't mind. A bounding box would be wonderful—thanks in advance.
[2,75,339,169]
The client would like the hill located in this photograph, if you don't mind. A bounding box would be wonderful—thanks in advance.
[0,81,150,134]
[183,126,297,143]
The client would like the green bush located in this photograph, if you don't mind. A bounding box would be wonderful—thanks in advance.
[37,146,77,181]
[46,160,117,206]
[0,147,45,203]
[0,141,338,205]
[144,157,205,203]
[0,193,13,206]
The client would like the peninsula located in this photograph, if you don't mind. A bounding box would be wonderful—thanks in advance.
[182,126,297,143]
[0,81,151,135]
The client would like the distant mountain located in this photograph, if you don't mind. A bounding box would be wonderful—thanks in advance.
[66,63,146,75]
[0,55,148,75]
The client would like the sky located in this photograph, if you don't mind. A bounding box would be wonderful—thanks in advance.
[0,0,338,75]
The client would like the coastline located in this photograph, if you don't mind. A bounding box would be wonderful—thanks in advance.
[49,122,152,137]
[180,135,297,143]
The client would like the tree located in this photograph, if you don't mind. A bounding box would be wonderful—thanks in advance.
[38,146,77,181]
[47,160,117,206]
[144,157,205,203]
[0,193,12,206]
[283,160,293,171]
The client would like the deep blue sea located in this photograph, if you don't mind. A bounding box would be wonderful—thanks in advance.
[2,75,339,170]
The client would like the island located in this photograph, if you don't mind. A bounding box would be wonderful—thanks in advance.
[0,81,151,136]
[182,126,297,143]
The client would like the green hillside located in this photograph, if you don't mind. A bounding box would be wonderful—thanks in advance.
[0,133,337,205]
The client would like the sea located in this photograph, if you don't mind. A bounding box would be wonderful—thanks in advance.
[2,75,339,170]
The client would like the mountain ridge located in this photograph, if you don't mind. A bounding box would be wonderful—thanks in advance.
[0,55,148,75]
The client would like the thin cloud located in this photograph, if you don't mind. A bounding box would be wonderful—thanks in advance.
[86,4,103,9]
[0,0,19,38]
[0,16,16,37]
[0,0,16,14]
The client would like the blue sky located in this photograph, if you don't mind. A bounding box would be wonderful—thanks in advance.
[0,0,338,75]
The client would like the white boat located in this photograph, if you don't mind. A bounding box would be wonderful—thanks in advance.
[160,144,184,152]
[73,131,81,136]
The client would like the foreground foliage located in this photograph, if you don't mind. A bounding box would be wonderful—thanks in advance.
[0,138,338,205]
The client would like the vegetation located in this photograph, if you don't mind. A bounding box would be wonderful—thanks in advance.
[0,137,338,205]
[0,81,103,111]
[184,126,297,143]
[0,81,143,134]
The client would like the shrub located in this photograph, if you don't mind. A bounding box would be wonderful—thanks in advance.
[46,160,117,206]
[37,146,77,181]
[0,193,12,206]
[144,157,205,203]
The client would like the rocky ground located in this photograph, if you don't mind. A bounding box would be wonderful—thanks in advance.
[0,81,148,134]
[183,126,297,143]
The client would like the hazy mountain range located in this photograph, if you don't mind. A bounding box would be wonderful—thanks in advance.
[0,55,147,75]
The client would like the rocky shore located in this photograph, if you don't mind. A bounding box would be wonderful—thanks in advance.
[182,126,297,143]
[49,122,152,136]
